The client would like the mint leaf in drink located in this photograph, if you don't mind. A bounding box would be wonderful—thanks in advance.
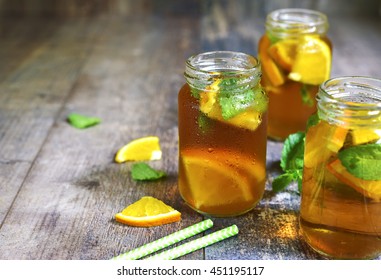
[252,88,268,113]
[218,78,267,120]
[338,144,381,180]
[300,84,314,107]
[67,113,101,129]
[131,163,166,181]
[218,78,255,119]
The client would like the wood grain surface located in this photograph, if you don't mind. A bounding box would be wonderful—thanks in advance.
[1,0,380,260]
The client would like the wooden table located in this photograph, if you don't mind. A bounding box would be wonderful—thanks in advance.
[1,5,381,260]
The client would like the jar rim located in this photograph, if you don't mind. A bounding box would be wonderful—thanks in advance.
[185,51,260,77]
[319,76,381,110]
[266,8,328,36]
[317,76,381,128]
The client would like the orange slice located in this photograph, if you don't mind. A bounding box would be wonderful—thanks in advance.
[268,38,298,72]
[304,121,348,168]
[350,129,381,145]
[258,36,286,87]
[180,149,265,210]
[199,79,221,115]
[288,35,331,85]
[114,136,162,163]
[327,159,381,201]
[115,196,181,227]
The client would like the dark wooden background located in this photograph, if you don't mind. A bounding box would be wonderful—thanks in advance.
[0,0,381,260]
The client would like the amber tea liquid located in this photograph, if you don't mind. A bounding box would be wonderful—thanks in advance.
[178,84,267,216]
[300,77,381,259]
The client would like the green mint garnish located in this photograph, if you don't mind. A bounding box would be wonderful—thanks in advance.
[131,163,166,181]
[338,144,381,181]
[198,113,211,134]
[306,113,320,129]
[300,84,314,107]
[67,113,101,129]
[272,131,305,193]
[218,78,266,120]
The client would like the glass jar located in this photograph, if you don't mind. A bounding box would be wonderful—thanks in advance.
[258,8,332,140]
[178,51,268,217]
[300,76,381,259]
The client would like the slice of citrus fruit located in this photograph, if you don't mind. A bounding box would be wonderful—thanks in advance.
[268,38,298,72]
[304,121,347,168]
[199,79,221,115]
[288,35,331,85]
[114,136,162,163]
[115,196,181,227]
[350,129,381,145]
[180,149,265,215]
[258,36,286,87]
[327,159,381,201]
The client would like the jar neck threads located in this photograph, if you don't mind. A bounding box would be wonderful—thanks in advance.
[184,51,261,91]
[317,76,381,129]
[266,8,328,39]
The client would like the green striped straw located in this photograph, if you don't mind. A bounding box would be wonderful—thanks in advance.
[145,224,239,260]
[111,219,213,260]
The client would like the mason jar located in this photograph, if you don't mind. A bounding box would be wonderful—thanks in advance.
[178,51,268,217]
[300,76,381,259]
[258,8,332,140]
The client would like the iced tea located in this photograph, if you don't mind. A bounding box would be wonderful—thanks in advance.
[258,9,332,140]
[300,77,381,259]
[178,51,268,217]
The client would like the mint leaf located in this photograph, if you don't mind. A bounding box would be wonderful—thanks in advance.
[131,163,166,181]
[252,88,268,113]
[306,113,320,130]
[272,173,296,192]
[280,132,305,171]
[272,132,305,193]
[67,113,101,129]
[300,84,314,107]
[338,144,381,180]
[219,82,254,120]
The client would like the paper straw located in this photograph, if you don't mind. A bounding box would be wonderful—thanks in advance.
[145,224,239,260]
[111,219,213,260]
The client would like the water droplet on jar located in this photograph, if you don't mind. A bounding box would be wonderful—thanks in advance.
[208,148,214,153]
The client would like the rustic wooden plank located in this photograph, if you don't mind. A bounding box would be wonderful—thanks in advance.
[1,2,381,260]
[0,15,203,260]
[0,18,105,224]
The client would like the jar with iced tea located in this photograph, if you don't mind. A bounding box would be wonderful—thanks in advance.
[178,51,268,217]
[258,8,332,140]
[300,76,381,259]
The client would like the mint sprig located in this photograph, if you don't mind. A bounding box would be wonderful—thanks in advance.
[338,144,381,181]
[218,78,267,120]
[131,163,166,181]
[67,113,101,129]
[272,132,305,193]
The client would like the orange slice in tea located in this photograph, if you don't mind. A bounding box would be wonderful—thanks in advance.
[114,136,162,163]
[180,150,265,211]
[258,36,286,87]
[350,129,381,145]
[268,38,298,72]
[199,79,221,115]
[304,121,348,168]
[115,196,181,227]
[288,35,331,85]
[327,159,381,201]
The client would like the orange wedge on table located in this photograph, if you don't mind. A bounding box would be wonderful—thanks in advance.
[115,196,181,227]
[114,136,162,163]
